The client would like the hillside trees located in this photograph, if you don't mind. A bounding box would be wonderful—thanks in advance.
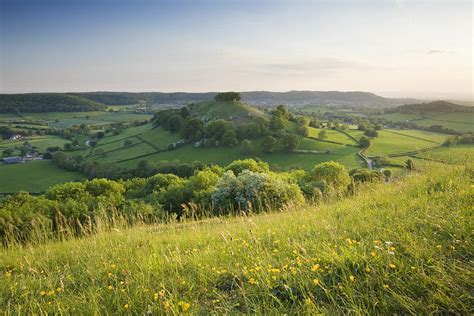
[181,118,204,141]
[240,139,253,155]
[214,92,241,102]
[261,135,277,153]
[280,134,299,152]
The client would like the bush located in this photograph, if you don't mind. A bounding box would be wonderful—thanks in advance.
[224,159,270,175]
[307,161,351,191]
[211,170,303,213]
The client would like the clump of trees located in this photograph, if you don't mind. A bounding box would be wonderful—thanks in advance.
[2,159,361,244]
[214,92,241,102]
[443,133,474,146]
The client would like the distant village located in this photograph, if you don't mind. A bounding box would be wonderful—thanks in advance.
[2,134,43,165]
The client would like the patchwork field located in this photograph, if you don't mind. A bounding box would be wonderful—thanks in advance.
[366,130,441,157]
[0,135,70,154]
[0,160,84,193]
[380,111,474,133]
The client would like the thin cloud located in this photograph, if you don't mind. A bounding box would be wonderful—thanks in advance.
[427,49,447,55]
[252,58,374,76]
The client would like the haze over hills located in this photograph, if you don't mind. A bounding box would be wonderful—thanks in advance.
[389,100,474,113]
[0,91,419,111]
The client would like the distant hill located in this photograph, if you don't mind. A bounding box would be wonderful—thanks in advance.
[0,93,106,113]
[188,100,265,123]
[1,91,417,111]
[75,91,416,108]
[393,100,473,113]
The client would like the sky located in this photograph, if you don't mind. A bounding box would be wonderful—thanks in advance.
[0,0,472,100]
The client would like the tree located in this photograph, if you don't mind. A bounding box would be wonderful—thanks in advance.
[181,118,204,141]
[205,119,233,141]
[2,148,13,157]
[214,92,241,102]
[359,136,371,148]
[405,159,415,170]
[269,115,285,131]
[63,143,73,151]
[364,129,379,138]
[280,134,299,152]
[124,139,133,147]
[318,129,327,140]
[167,115,185,133]
[224,158,270,175]
[221,129,238,147]
[240,139,253,155]
[96,131,105,139]
[358,123,367,131]
[180,107,190,118]
[383,169,392,181]
[309,161,351,191]
[261,135,277,153]
[298,125,310,137]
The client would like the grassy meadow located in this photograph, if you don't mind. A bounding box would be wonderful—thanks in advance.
[0,160,84,193]
[1,163,472,314]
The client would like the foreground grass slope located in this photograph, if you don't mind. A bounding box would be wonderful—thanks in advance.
[1,163,472,314]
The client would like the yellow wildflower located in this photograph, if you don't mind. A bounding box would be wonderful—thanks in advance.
[311,264,320,272]
[163,301,171,310]
[389,263,396,269]
[349,275,355,282]
[305,297,313,305]
[365,267,371,273]
[107,285,113,290]
[178,301,190,311]
[111,264,116,269]
[40,290,46,296]
[154,292,159,300]
[312,278,320,286]
[123,303,129,310]
[370,252,376,257]
[5,271,11,278]
[248,278,256,285]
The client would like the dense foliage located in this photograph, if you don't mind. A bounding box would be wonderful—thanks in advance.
[0,94,106,113]
[0,159,365,244]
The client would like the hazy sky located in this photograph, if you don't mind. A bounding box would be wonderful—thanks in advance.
[0,0,472,99]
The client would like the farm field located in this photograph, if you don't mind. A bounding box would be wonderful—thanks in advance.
[0,160,84,193]
[119,138,363,170]
[307,127,358,145]
[0,135,70,154]
[8,111,153,129]
[379,111,474,133]
[413,145,474,164]
[366,130,441,157]
[1,164,470,314]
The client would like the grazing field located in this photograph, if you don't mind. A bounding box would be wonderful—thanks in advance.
[307,127,359,145]
[0,160,84,193]
[414,145,474,164]
[15,111,152,129]
[1,164,471,314]
[0,135,70,154]
[380,111,474,133]
[366,130,441,157]
[119,139,363,171]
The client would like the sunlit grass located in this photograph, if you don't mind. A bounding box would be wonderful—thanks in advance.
[1,163,472,314]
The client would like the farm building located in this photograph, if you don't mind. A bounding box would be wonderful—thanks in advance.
[3,156,22,164]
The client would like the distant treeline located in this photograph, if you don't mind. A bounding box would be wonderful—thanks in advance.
[0,94,106,113]
[1,91,417,109]
[387,100,473,113]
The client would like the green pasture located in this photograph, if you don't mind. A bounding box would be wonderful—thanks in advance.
[0,160,84,193]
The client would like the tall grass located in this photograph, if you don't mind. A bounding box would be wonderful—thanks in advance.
[1,163,472,314]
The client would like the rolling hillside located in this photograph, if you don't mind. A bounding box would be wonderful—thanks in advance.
[0,94,106,113]
[188,100,265,123]
[1,164,471,314]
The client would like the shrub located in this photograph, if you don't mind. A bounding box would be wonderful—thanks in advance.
[307,161,351,191]
[224,159,270,175]
[211,170,303,213]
